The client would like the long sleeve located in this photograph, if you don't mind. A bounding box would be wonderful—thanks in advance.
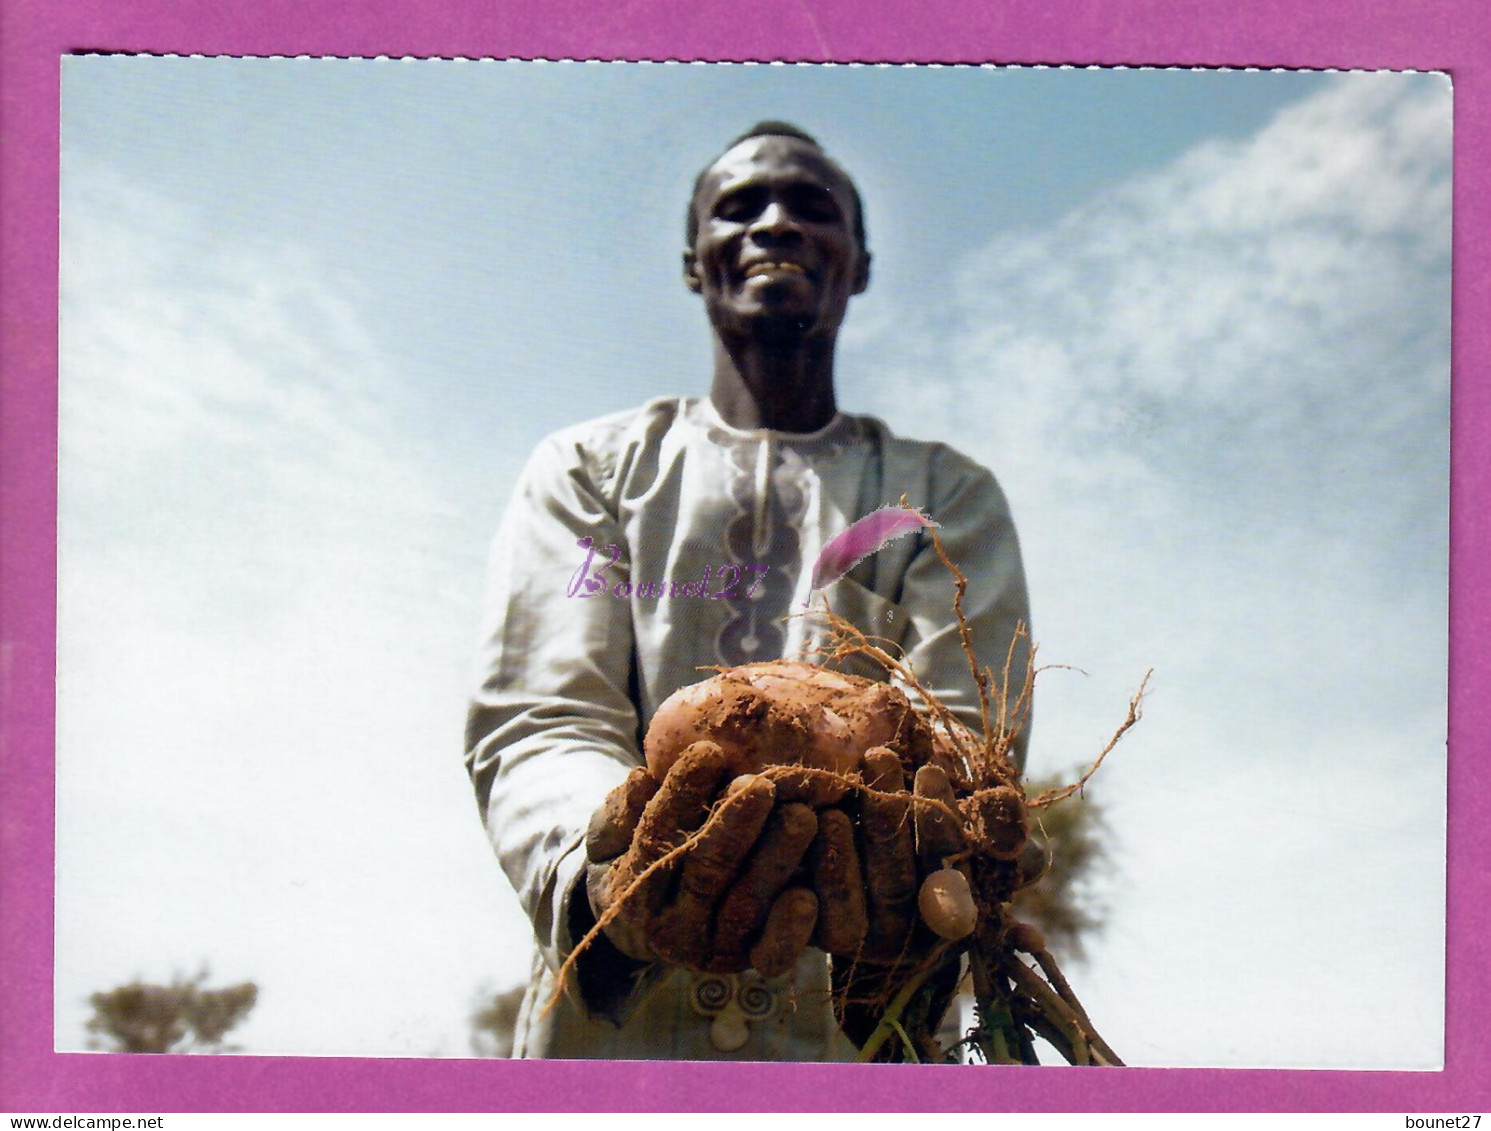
[464,430,642,978]
[461,400,1030,1060]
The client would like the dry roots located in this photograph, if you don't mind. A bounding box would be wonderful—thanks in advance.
[557,503,1149,1065]
[810,579,1145,1063]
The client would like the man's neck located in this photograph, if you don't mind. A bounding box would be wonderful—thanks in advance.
[708,334,839,433]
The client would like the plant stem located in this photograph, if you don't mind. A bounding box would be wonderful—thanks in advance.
[854,958,943,1063]
[887,1018,920,1063]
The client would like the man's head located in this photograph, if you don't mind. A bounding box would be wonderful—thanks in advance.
[684,123,871,345]
[684,122,868,249]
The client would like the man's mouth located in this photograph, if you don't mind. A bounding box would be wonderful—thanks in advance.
[743,261,809,280]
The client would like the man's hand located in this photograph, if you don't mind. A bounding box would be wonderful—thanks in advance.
[827,751,970,1058]
[584,741,975,985]
[585,741,822,977]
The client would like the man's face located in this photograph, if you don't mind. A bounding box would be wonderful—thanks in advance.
[684,136,870,343]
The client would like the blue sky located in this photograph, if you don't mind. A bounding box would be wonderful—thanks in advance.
[57,59,1449,1065]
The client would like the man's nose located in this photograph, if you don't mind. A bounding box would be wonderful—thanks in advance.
[750,200,801,240]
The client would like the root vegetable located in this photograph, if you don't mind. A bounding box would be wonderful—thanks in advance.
[961,785,1028,862]
[918,867,977,941]
[645,676,814,779]
[645,662,933,782]
[556,501,1141,1067]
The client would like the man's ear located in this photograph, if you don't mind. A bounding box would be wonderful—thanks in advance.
[852,251,872,296]
[682,250,702,293]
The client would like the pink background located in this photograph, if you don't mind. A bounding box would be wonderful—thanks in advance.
[2,0,1486,1113]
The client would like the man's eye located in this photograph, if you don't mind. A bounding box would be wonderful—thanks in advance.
[715,189,764,221]
[786,187,842,221]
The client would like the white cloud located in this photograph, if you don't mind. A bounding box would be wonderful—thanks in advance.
[944,72,1448,501]
[53,71,1452,1068]
[855,71,1449,700]
[56,162,530,1056]
[850,73,1450,1067]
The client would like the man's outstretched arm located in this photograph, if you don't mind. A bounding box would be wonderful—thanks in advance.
[464,432,647,1013]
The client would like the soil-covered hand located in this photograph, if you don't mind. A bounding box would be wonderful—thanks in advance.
[828,751,971,1058]
[585,741,821,976]
[820,749,972,962]
[584,739,979,984]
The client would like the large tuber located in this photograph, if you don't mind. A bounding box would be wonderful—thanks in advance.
[645,661,931,781]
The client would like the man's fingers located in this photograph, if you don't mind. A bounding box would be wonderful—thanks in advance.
[807,808,868,955]
[860,747,918,961]
[912,763,966,871]
[649,775,777,967]
[631,740,734,857]
[913,764,978,940]
[673,775,778,902]
[592,743,981,973]
[601,741,731,958]
[767,765,849,808]
[749,887,819,978]
[586,766,660,863]
[586,861,654,961]
[712,802,819,971]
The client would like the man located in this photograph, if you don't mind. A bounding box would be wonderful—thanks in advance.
[465,122,1031,1059]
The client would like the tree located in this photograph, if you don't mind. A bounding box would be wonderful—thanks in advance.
[86,972,258,1054]
[468,982,525,1058]
[1011,774,1113,960]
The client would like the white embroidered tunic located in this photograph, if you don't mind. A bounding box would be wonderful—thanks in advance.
[465,396,1031,1060]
